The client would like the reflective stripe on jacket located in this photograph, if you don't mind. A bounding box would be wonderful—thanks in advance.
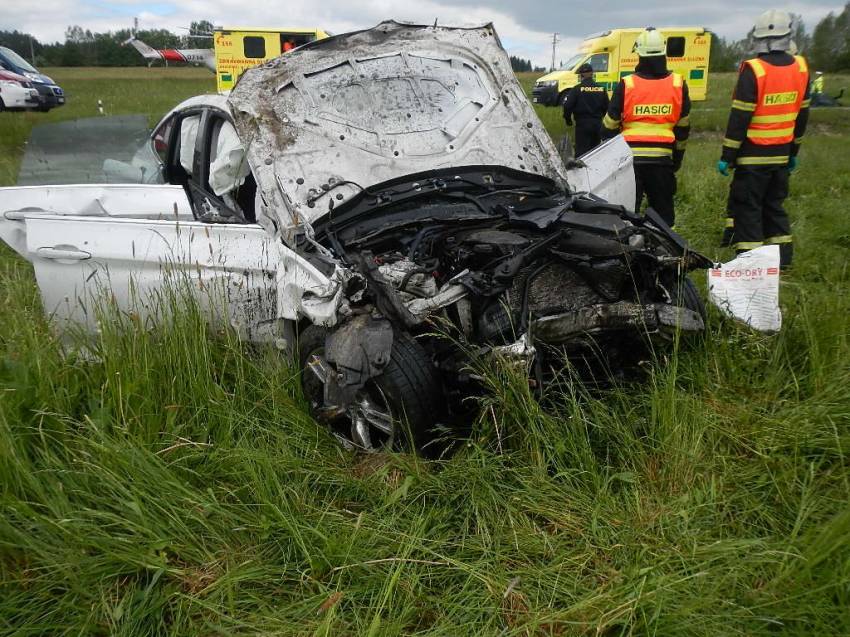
[622,73,683,149]
[744,56,809,146]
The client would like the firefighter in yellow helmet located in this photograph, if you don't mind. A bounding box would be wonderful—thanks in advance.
[601,27,691,227]
[812,71,824,95]
[717,9,810,268]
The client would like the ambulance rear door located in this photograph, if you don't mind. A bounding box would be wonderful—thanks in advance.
[215,30,282,93]
[617,31,640,83]
[662,29,711,101]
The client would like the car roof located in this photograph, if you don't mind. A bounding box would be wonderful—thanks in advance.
[162,93,231,120]
[0,69,29,82]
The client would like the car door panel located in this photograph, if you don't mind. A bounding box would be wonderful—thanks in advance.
[0,184,193,259]
[25,215,277,342]
[567,135,635,210]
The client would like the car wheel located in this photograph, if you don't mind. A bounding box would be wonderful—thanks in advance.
[0,98,5,112]
[671,276,706,321]
[38,104,51,112]
[298,326,443,454]
[557,91,568,106]
[662,274,706,329]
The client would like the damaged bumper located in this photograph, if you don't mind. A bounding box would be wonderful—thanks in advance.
[532,302,705,344]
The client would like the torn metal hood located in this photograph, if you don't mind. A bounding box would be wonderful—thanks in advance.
[228,21,569,231]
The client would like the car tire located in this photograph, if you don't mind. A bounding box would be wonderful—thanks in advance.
[666,275,706,322]
[38,104,51,112]
[557,91,568,106]
[298,325,443,455]
[0,97,5,112]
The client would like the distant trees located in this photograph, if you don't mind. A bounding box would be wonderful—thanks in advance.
[186,20,215,47]
[709,35,747,71]
[810,3,850,71]
[188,20,215,38]
[709,13,811,71]
[0,23,209,68]
[510,56,533,72]
[0,30,41,64]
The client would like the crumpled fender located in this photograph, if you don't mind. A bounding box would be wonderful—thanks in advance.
[323,314,394,407]
[276,243,348,326]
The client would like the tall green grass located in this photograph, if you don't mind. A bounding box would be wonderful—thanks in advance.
[0,68,849,635]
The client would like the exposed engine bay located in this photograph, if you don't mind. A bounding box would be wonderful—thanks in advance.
[297,166,710,452]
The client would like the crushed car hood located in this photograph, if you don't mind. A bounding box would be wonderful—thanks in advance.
[228,21,569,233]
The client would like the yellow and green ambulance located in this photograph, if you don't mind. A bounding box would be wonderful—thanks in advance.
[532,27,712,106]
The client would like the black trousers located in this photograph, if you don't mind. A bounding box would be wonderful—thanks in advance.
[574,118,602,157]
[634,163,676,226]
[725,165,793,266]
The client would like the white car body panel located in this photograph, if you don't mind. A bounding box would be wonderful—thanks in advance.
[566,136,635,210]
[0,184,193,259]
[23,215,278,342]
[0,82,39,109]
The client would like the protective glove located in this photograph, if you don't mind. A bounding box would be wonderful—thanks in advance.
[717,160,730,176]
[788,156,798,173]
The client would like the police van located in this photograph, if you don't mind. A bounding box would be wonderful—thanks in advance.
[214,27,330,92]
[533,27,712,106]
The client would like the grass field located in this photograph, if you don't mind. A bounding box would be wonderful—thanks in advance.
[1,66,850,635]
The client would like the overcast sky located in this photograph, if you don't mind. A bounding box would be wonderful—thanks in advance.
[5,0,846,67]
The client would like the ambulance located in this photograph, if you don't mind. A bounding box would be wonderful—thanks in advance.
[532,28,712,106]
[213,27,330,92]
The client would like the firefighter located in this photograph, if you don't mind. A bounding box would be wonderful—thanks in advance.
[562,62,609,157]
[601,27,690,227]
[812,71,824,95]
[717,9,810,268]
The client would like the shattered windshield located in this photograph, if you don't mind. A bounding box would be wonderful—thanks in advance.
[16,115,163,186]
[559,53,585,71]
[0,46,39,73]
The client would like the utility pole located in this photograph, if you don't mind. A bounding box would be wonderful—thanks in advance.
[133,17,139,36]
[29,35,35,65]
[551,33,559,72]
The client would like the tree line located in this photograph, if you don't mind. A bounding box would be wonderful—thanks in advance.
[3,7,850,71]
[510,56,546,73]
[0,21,214,68]
[709,4,850,72]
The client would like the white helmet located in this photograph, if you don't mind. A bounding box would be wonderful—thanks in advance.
[633,28,666,57]
[752,9,793,39]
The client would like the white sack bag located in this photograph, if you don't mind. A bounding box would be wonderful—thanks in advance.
[708,245,782,332]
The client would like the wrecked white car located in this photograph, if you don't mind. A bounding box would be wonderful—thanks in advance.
[0,22,709,453]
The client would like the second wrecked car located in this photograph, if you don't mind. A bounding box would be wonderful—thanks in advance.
[0,22,709,453]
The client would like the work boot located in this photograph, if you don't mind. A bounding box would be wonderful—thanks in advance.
[720,217,734,247]
[779,243,793,269]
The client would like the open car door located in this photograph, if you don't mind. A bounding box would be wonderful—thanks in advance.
[0,184,193,259]
[22,215,277,343]
[567,136,636,210]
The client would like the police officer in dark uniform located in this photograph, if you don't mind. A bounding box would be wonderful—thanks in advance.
[562,63,609,157]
